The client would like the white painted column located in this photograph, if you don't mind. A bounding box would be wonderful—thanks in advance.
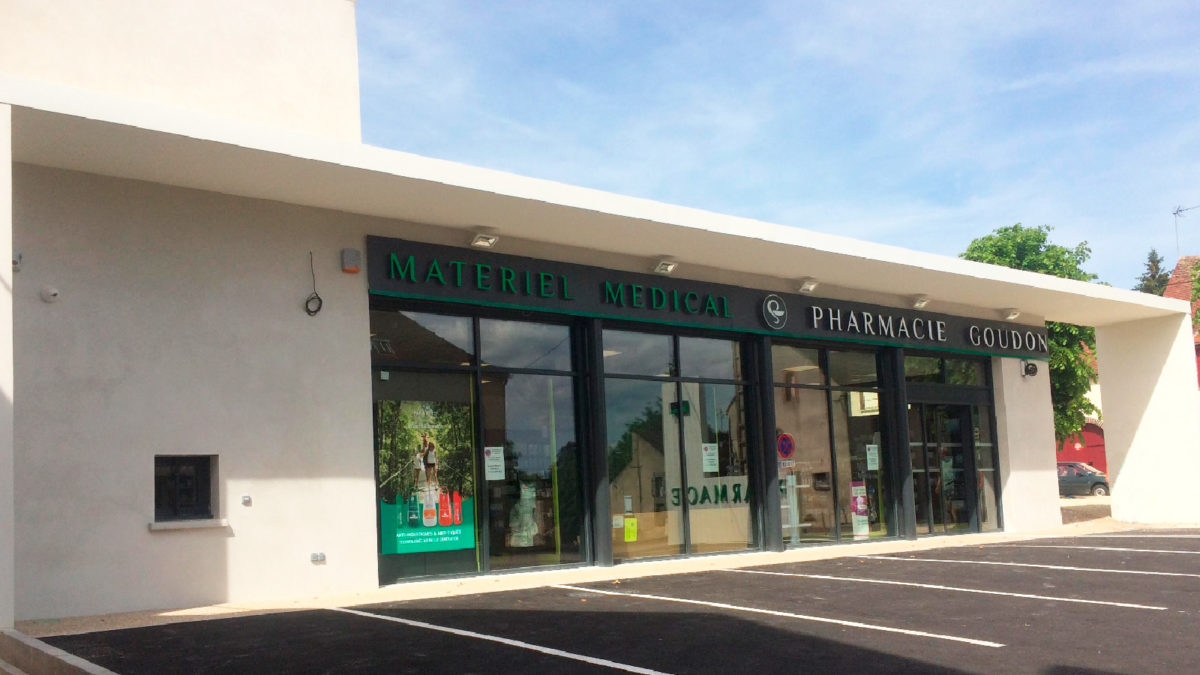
[1096,313,1200,523]
[992,356,1061,531]
[0,104,15,630]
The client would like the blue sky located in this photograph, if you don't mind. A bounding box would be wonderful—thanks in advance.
[355,1,1200,289]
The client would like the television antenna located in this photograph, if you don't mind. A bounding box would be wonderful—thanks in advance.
[1173,205,1199,257]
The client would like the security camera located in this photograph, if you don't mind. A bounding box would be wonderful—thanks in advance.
[40,286,60,303]
[1022,361,1038,377]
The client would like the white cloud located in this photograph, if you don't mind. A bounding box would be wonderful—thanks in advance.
[354,0,1200,287]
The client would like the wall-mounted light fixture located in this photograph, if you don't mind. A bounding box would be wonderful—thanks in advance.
[911,295,930,309]
[1003,308,1021,321]
[470,232,499,249]
[1022,361,1038,377]
[653,259,678,275]
[797,277,819,294]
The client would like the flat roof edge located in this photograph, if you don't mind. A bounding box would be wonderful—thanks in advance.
[2,77,1190,323]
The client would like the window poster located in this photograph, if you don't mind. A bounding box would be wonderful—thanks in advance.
[484,446,505,481]
[850,481,870,540]
[701,442,720,473]
[376,400,477,554]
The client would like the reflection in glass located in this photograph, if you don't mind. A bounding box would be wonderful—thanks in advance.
[828,350,879,387]
[370,311,474,365]
[916,405,971,534]
[907,406,931,535]
[373,372,479,582]
[683,383,753,553]
[772,346,824,386]
[775,387,835,542]
[945,359,986,387]
[904,355,941,383]
[605,379,682,561]
[831,390,891,539]
[973,406,999,531]
[678,337,741,380]
[480,319,572,371]
[482,374,582,570]
[602,330,672,377]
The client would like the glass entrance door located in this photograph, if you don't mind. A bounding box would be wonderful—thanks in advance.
[908,404,976,535]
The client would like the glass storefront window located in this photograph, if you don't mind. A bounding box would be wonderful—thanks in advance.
[772,344,892,545]
[905,354,987,387]
[374,372,479,582]
[828,350,879,387]
[678,337,741,380]
[831,390,890,539]
[370,311,474,365]
[602,330,673,377]
[480,319,572,371]
[605,378,682,561]
[604,328,752,562]
[774,386,835,543]
[772,346,824,386]
[371,308,586,582]
[482,374,582,570]
[684,383,752,554]
[973,405,999,532]
[904,355,941,383]
[946,359,986,387]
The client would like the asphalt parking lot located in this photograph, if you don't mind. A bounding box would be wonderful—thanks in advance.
[43,529,1200,674]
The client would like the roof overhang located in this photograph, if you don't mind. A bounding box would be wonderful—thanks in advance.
[2,77,1190,328]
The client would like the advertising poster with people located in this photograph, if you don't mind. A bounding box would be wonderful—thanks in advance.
[376,400,476,554]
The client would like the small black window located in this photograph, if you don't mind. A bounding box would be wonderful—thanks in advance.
[155,455,215,521]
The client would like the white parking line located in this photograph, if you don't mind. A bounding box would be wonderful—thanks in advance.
[724,569,1166,610]
[1000,544,1200,555]
[330,607,672,674]
[552,584,1004,648]
[861,556,1200,578]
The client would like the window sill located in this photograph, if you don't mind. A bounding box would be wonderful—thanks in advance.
[148,518,229,532]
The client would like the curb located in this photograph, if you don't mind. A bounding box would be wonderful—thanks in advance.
[0,630,116,675]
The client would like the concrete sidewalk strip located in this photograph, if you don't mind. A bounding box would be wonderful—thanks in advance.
[723,569,1168,610]
[998,544,1200,555]
[329,607,672,675]
[551,584,1005,648]
[861,555,1200,578]
[1078,534,1200,539]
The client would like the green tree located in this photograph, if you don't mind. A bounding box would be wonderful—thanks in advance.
[1133,248,1170,295]
[1192,264,1200,333]
[960,224,1099,442]
[608,401,664,482]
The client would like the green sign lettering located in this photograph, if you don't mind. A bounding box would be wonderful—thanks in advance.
[389,254,417,282]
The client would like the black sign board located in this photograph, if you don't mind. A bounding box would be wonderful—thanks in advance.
[366,236,1049,359]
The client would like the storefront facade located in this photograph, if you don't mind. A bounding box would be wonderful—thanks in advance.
[364,236,1041,581]
[4,0,1199,627]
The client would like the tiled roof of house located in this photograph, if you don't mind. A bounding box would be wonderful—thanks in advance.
[1164,255,1200,342]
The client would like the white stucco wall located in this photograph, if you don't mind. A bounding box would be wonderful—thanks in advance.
[0,0,361,142]
[0,104,15,630]
[1096,315,1200,523]
[13,165,403,619]
[992,356,1061,531]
